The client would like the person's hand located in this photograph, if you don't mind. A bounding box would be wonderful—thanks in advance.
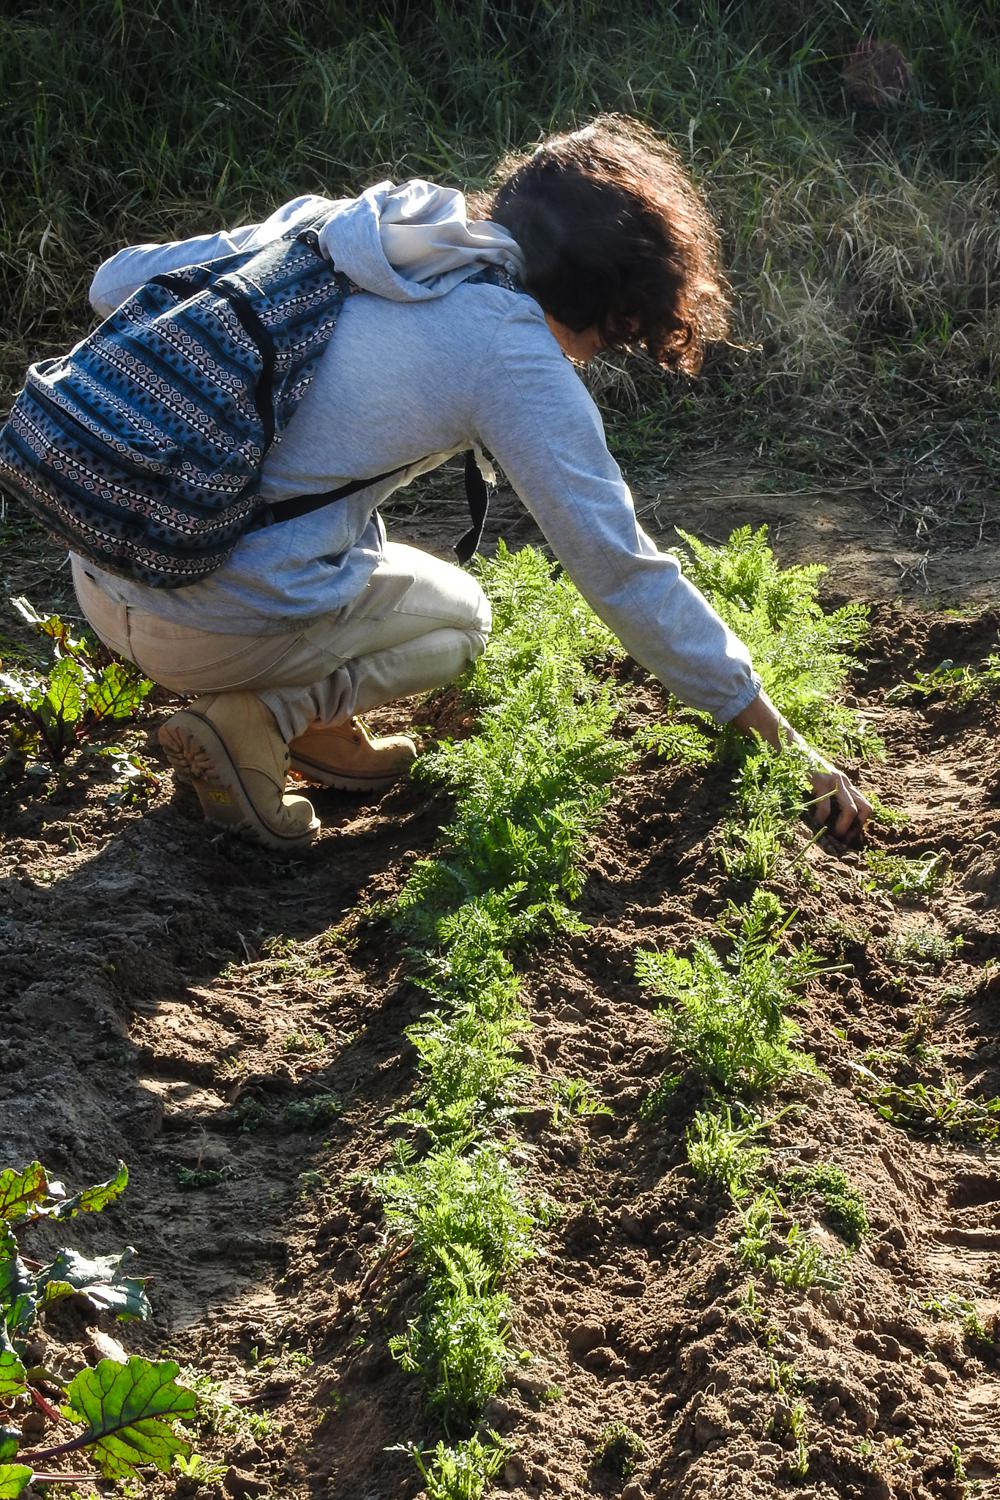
[803,746,872,842]
[731,688,872,842]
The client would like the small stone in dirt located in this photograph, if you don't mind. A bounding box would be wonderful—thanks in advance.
[619,1278,646,1297]
[619,1208,646,1241]
[923,1361,949,1386]
[820,1396,842,1420]
[621,1485,647,1500]
[504,1454,529,1488]
[858,1401,878,1433]
[511,1370,553,1399]
[224,1468,268,1499]
[583,1344,623,1372]
[692,1398,731,1446]
[567,1319,604,1354]
[483,1396,517,1426]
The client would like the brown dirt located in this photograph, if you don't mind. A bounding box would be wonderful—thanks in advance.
[2,490,1000,1500]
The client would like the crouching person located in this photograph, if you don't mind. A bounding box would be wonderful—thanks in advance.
[0,115,870,852]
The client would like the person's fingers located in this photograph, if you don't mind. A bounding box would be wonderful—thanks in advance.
[831,781,860,839]
[853,787,874,826]
[812,783,833,829]
[809,771,869,840]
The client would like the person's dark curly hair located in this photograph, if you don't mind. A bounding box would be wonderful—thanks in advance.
[484,115,730,374]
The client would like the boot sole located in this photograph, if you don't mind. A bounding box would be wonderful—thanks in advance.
[159,711,319,852]
[289,753,402,793]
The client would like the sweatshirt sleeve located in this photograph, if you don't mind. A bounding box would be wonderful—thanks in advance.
[88,195,334,318]
[470,303,761,723]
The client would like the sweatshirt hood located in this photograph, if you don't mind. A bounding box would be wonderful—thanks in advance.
[315,179,525,301]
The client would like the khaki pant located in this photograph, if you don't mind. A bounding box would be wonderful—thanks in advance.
[72,543,491,742]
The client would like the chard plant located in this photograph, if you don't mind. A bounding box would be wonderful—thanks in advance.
[0,1160,194,1494]
[0,597,152,775]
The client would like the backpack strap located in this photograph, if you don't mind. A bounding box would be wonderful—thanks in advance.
[456,450,489,565]
[255,452,488,565]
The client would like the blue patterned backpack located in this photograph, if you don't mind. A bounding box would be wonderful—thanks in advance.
[0,217,510,587]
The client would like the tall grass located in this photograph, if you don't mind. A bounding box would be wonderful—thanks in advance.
[3,1,998,519]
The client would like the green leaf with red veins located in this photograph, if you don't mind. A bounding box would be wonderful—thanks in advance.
[0,1164,50,1223]
[60,1357,195,1479]
[37,1248,150,1323]
[0,1463,33,1498]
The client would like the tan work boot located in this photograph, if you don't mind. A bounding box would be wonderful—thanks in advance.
[289,718,417,792]
[158,693,320,851]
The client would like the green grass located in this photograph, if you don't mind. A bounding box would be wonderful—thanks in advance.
[921,1294,997,1349]
[784,1163,869,1248]
[868,1076,1000,1143]
[593,1422,647,1480]
[885,654,1000,706]
[738,1192,845,1291]
[865,849,950,897]
[883,926,962,968]
[549,1077,613,1129]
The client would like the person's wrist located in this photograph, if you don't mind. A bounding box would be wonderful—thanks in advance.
[731,688,783,750]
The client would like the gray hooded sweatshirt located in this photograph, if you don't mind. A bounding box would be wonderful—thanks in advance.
[85,182,760,723]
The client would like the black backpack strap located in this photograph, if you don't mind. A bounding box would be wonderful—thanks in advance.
[253,260,520,560]
[252,448,492,564]
[455,450,490,565]
[256,467,408,527]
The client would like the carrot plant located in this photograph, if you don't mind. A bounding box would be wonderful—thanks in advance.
[676,527,874,758]
[637,891,825,1096]
[642,526,874,878]
[0,1160,194,1494]
[685,1104,769,1201]
[375,544,632,1489]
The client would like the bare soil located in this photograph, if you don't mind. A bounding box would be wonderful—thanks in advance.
[2,485,999,1500]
